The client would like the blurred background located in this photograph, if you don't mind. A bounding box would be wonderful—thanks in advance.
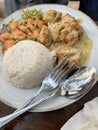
[0,0,4,18]
[0,0,79,19]
[0,0,98,21]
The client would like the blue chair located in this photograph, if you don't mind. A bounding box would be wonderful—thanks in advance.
[79,0,98,21]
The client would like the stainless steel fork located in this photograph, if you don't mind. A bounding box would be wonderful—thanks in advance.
[17,57,77,111]
[0,57,77,128]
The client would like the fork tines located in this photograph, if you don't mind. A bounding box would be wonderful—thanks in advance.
[51,57,78,82]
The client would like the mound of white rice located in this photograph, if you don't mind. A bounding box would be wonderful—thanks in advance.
[2,40,54,89]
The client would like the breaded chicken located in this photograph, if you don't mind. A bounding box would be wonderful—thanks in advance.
[43,10,62,24]
[56,45,81,65]
[60,14,83,46]
[48,22,62,42]
[44,12,83,46]
[38,26,52,47]
[60,28,81,46]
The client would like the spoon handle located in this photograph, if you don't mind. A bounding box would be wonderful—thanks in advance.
[15,88,42,112]
[0,92,56,128]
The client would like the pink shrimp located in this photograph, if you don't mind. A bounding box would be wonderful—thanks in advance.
[10,21,20,31]
[12,30,26,39]
[18,25,31,34]
[27,29,39,39]
[27,19,35,33]
[2,40,15,54]
[0,32,12,43]
[33,18,45,28]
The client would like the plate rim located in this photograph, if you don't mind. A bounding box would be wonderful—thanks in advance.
[60,110,83,130]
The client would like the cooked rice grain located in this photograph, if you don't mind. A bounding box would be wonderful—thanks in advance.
[2,40,54,89]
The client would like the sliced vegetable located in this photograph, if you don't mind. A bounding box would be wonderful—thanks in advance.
[21,9,43,20]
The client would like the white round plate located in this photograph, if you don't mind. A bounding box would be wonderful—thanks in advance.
[60,110,88,130]
[0,4,98,112]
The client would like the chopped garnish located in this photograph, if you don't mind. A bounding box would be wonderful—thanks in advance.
[21,9,43,20]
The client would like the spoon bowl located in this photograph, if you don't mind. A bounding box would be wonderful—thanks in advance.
[59,66,97,98]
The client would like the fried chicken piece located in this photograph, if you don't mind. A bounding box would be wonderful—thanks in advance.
[59,14,83,46]
[60,28,81,46]
[43,10,62,24]
[61,14,77,26]
[48,22,62,43]
[46,13,83,45]
[56,46,81,65]
[38,26,52,47]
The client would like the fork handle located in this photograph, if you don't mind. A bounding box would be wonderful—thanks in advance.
[0,92,55,128]
[15,85,45,112]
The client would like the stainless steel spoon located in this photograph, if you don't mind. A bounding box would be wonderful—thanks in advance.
[0,66,97,129]
[59,66,97,98]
